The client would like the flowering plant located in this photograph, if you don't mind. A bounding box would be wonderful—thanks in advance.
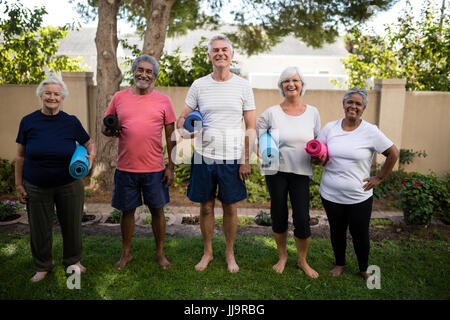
[399,172,449,225]
[0,200,21,221]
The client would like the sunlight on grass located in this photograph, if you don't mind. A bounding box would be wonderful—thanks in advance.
[0,233,448,300]
[0,243,17,256]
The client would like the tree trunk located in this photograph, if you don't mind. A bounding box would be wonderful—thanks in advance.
[92,0,122,191]
[142,0,176,60]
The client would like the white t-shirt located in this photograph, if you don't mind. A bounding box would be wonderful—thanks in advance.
[185,74,256,160]
[257,104,321,177]
[317,119,393,204]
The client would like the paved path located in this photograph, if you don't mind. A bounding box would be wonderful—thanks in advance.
[85,203,403,220]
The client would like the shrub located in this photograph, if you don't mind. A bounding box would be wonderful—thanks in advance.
[0,200,21,221]
[310,165,324,209]
[399,172,449,225]
[173,164,191,187]
[0,158,15,194]
[254,210,272,226]
[246,164,270,203]
[108,209,121,224]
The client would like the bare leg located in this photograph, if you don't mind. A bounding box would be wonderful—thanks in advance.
[195,200,215,271]
[115,209,136,270]
[222,203,239,273]
[272,231,288,273]
[295,236,319,278]
[330,265,345,277]
[150,207,171,269]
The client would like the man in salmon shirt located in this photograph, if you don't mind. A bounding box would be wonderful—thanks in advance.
[102,55,176,270]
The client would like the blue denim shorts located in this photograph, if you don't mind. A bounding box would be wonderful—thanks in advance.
[187,153,247,204]
[112,169,170,211]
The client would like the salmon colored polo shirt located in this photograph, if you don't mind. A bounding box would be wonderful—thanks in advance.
[105,88,176,172]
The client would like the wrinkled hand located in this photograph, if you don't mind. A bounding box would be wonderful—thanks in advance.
[362,176,382,191]
[239,163,251,181]
[85,154,95,170]
[162,168,174,188]
[311,154,327,166]
[104,127,121,137]
[178,127,203,140]
[16,185,28,204]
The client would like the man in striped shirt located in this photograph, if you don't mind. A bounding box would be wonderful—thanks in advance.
[177,35,256,273]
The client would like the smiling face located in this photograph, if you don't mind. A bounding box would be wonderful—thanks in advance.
[41,83,63,111]
[133,60,155,91]
[208,39,234,69]
[343,93,365,121]
[281,73,303,98]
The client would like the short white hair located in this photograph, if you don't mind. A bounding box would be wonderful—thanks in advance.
[36,75,69,100]
[277,66,306,97]
[208,34,234,53]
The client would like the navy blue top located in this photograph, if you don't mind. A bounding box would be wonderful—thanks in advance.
[16,110,90,188]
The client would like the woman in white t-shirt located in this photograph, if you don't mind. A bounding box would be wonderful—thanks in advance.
[257,66,321,278]
[316,88,399,280]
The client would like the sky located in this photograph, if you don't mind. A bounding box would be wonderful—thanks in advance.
[3,0,439,36]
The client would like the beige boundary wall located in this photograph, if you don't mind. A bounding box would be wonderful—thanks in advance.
[1,72,449,175]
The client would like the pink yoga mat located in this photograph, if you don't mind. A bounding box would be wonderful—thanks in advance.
[305,139,328,165]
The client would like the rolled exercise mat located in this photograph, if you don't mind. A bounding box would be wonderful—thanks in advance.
[69,143,90,179]
[259,132,279,163]
[103,114,120,131]
[184,110,203,132]
[305,139,328,165]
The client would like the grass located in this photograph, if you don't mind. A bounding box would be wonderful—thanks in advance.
[215,216,254,227]
[370,218,394,226]
[0,232,449,300]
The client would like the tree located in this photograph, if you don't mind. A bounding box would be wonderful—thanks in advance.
[335,0,450,90]
[74,0,398,190]
[121,37,214,86]
[90,0,122,190]
[0,1,85,84]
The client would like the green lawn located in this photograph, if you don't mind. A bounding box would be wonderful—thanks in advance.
[0,232,448,300]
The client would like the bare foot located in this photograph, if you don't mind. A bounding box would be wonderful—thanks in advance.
[70,262,87,273]
[195,254,213,271]
[298,261,319,278]
[272,257,288,274]
[30,271,48,283]
[157,254,171,269]
[360,271,370,280]
[226,255,239,273]
[329,265,345,277]
[115,254,133,270]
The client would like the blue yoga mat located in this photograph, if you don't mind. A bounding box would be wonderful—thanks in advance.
[259,132,279,163]
[184,110,203,132]
[69,143,89,179]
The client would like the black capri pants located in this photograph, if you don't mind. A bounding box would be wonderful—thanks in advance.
[265,172,311,239]
[321,196,373,272]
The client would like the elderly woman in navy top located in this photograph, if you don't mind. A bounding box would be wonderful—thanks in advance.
[316,88,398,280]
[15,75,97,283]
[257,66,321,278]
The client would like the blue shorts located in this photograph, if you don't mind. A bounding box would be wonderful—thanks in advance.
[112,169,170,211]
[187,153,247,204]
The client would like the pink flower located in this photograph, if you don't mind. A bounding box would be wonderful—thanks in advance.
[5,200,10,204]
[358,55,365,60]
[414,182,421,187]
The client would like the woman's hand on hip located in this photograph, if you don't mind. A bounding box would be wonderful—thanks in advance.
[362,176,382,191]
